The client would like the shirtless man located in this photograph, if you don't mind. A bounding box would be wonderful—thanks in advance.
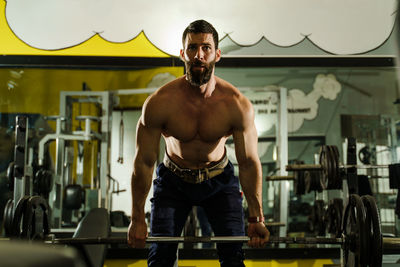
[127,19,269,267]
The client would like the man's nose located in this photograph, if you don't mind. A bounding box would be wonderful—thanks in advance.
[194,48,204,60]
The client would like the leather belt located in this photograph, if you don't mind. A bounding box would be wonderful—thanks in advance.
[163,153,228,184]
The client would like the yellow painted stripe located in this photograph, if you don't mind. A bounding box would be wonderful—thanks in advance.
[104,259,334,267]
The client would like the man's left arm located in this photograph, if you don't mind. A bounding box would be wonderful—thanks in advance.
[232,97,270,248]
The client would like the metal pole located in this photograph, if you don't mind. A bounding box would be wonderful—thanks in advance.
[277,87,289,241]
[13,116,29,213]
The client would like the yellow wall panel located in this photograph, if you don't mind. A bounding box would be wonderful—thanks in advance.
[0,1,169,57]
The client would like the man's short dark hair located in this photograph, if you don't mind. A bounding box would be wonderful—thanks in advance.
[182,20,219,49]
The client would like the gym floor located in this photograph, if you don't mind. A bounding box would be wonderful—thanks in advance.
[103,246,341,267]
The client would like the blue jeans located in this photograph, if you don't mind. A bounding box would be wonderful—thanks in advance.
[197,206,213,248]
[148,162,245,267]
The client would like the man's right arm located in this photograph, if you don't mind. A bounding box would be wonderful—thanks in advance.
[131,119,161,220]
[128,96,163,248]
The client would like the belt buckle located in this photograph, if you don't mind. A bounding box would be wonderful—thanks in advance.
[197,169,205,183]
[180,169,197,183]
[182,169,205,184]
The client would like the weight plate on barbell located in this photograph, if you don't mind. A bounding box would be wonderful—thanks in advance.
[311,171,324,193]
[327,145,336,189]
[331,145,342,190]
[361,195,382,267]
[319,145,343,190]
[319,145,330,190]
[328,145,339,189]
[305,170,323,193]
[304,171,311,193]
[294,171,306,195]
[313,171,323,192]
[342,194,368,267]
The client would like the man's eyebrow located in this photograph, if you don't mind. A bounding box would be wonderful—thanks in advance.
[188,41,212,46]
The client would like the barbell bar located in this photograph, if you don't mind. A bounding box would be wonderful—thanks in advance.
[44,235,344,245]
[285,145,394,190]
[286,164,388,171]
[43,235,400,248]
[265,175,295,181]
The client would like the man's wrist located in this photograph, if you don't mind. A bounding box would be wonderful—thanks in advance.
[247,216,265,223]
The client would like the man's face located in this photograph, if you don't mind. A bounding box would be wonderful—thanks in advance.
[180,33,221,87]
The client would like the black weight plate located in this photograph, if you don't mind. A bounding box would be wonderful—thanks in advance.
[308,200,326,235]
[328,145,341,189]
[358,146,371,165]
[41,170,53,195]
[35,169,53,196]
[22,196,50,240]
[312,171,323,192]
[304,170,323,193]
[342,194,368,267]
[328,145,338,189]
[330,145,342,190]
[315,200,326,236]
[310,171,317,191]
[294,171,306,195]
[319,145,329,190]
[3,199,14,236]
[304,171,311,193]
[325,145,334,189]
[11,196,30,238]
[326,201,342,238]
[327,145,335,189]
[361,195,382,267]
[325,203,335,236]
[6,162,14,190]
[333,198,343,238]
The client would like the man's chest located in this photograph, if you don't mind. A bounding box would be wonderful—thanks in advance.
[163,103,232,142]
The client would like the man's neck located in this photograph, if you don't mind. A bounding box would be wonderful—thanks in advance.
[185,75,216,98]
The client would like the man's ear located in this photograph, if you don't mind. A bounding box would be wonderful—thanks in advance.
[179,49,185,61]
[215,49,221,62]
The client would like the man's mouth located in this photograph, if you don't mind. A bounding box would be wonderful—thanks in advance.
[192,65,205,70]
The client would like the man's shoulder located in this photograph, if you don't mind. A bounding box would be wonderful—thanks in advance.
[143,77,184,113]
[215,76,237,92]
[151,77,184,99]
[215,77,250,107]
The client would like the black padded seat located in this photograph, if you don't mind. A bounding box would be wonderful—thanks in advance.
[73,208,111,267]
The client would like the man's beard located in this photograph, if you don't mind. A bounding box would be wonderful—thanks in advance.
[185,59,215,87]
